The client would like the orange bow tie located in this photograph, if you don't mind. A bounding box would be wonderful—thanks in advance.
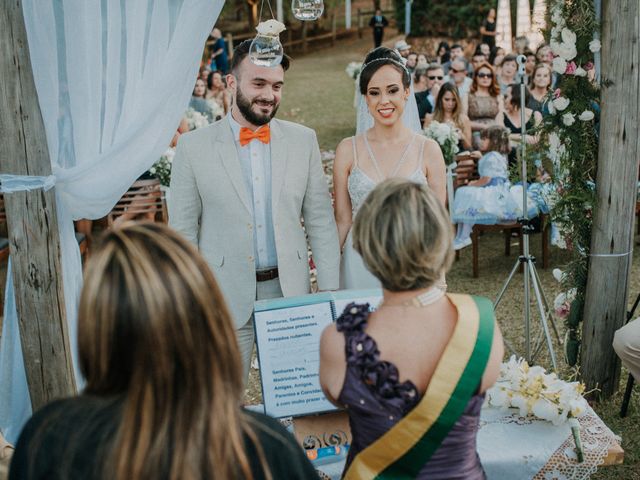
[239,125,270,146]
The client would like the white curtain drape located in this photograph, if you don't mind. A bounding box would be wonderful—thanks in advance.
[0,0,223,443]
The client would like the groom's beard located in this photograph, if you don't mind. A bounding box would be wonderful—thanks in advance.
[235,87,279,126]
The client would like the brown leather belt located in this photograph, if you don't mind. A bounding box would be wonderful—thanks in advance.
[256,267,279,282]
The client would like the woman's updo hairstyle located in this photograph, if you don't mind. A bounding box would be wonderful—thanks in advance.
[352,178,454,292]
[359,47,411,95]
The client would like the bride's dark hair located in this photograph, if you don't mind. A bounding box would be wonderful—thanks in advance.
[359,47,411,94]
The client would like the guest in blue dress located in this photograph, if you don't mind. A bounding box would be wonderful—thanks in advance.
[452,125,539,250]
[320,179,504,479]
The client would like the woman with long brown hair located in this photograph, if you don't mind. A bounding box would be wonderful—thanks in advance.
[465,62,503,145]
[424,83,473,150]
[9,222,318,480]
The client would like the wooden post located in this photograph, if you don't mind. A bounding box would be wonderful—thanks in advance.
[331,10,337,46]
[0,1,76,407]
[226,33,234,60]
[302,21,308,54]
[357,9,363,38]
[580,0,640,398]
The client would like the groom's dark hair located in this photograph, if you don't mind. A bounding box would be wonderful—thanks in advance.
[230,40,291,76]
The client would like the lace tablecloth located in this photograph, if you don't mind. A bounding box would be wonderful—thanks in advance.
[312,405,619,480]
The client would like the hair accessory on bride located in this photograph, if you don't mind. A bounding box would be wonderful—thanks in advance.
[361,56,409,74]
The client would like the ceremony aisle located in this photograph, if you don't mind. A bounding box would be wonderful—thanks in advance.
[244,33,640,479]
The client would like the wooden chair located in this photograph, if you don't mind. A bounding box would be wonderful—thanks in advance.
[452,154,550,277]
[620,292,640,417]
[107,178,167,226]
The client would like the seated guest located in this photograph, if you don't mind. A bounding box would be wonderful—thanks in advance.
[320,179,504,480]
[189,78,215,122]
[471,50,487,73]
[528,63,552,113]
[435,41,451,65]
[206,70,230,115]
[10,223,319,480]
[424,83,472,150]
[497,54,518,94]
[406,52,418,73]
[415,63,445,121]
[443,43,472,75]
[445,59,473,99]
[416,53,429,70]
[613,317,640,382]
[501,83,542,166]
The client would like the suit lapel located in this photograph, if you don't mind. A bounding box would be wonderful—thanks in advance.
[270,119,288,213]
[215,117,252,214]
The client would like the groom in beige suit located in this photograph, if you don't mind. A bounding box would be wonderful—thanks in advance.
[169,40,340,382]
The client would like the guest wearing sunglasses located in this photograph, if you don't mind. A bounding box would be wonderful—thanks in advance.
[414,63,445,121]
[465,62,503,147]
[445,59,473,100]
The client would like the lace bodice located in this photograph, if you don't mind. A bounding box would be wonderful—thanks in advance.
[347,135,428,214]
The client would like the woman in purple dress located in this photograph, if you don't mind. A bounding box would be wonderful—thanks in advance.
[320,179,504,479]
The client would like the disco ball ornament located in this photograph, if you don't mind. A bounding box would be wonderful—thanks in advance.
[292,0,324,21]
[249,20,286,67]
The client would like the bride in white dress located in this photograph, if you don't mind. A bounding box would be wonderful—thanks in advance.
[334,47,447,289]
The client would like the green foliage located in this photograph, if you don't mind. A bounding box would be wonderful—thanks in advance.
[393,0,508,39]
[538,0,600,366]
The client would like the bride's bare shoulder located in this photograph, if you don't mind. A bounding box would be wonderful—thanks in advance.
[334,136,356,169]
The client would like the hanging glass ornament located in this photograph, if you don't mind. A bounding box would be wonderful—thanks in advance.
[249,20,286,67]
[292,0,324,21]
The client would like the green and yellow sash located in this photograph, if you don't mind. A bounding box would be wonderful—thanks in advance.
[344,293,495,480]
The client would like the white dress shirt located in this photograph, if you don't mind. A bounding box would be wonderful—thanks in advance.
[228,112,278,270]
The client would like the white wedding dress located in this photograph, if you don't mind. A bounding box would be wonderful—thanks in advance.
[340,133,428,289]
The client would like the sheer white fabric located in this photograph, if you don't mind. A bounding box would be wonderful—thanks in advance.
[355,80,422,135]
[0,0,223,443]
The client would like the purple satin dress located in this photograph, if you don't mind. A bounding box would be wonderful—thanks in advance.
[337,303,486,480]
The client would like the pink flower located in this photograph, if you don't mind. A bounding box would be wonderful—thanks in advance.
[565,61,577,74]
[584,61,594,71]
[553,88,562,99]
[555,303,571,319]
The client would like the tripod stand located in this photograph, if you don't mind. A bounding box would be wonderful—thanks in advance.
[494,56,562,371]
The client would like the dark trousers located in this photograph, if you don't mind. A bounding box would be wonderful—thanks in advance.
[373,29,383,47]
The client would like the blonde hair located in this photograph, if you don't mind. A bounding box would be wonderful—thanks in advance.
[352,179,454,291]
[77,222,270,480]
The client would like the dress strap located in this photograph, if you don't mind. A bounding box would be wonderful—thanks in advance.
[351,136,359,169]
[364,133,416,181]
[418,135,427,171]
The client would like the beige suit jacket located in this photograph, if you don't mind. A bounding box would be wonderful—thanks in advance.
[168,117,340,328]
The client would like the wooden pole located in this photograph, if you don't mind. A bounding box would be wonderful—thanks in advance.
[331,10,337,46]
[302,21,308,54]
[0,1,76,407]
[580,0,640,398]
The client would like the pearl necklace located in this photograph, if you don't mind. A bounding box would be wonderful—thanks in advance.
[378,287,445,309]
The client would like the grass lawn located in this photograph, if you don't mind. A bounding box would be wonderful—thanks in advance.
[246,32,640,478]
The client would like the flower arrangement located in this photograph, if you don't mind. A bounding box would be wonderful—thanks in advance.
[487,356,588,461]
[149,147,175,187]
[184,108,210,130]
[345,62,362,80]
[205,99,225,121]
[535,0,600,366]
[423,121,459,166]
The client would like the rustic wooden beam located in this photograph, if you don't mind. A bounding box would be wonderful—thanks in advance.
[580,0,640,398]
[0,0,76,407]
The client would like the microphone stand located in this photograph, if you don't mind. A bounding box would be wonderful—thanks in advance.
[493,56,562,371]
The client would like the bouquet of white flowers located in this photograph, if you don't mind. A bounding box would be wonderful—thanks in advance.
[487,356,588,461]
[205,99,225,121]
[345,62,362,80]
[423,121,460,166]
[149,147,176,187]
[185,108,210,130]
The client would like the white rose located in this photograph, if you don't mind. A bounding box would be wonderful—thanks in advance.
[532,398,562,424]
[552,56,568,74]
[561,28,577,45]
[256,19,286,36]
[562,113,576,126]
[552,96,570,111]
[589,39,601,52]
[560,43,577,61]
[552,268,564,282]
[579,110,595,121]
[547,100,557,115]
[573,66,587,77]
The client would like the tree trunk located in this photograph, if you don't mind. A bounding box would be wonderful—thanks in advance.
[580,0,640,398]
[246,0,259,27]
[0,1,76,407]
